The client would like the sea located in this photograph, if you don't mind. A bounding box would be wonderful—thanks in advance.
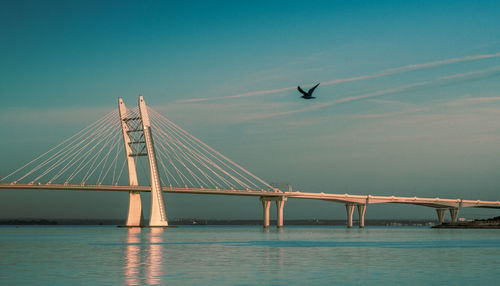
[0,225,499,285]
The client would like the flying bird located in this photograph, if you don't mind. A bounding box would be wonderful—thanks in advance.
[297,83,320,99]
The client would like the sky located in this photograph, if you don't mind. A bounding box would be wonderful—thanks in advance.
[1,0,500,221]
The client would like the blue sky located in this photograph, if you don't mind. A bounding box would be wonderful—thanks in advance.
[1,0,500,220]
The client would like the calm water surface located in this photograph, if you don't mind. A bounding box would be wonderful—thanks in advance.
[0,226,499,285]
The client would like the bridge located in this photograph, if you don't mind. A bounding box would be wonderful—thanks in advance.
[1,95,499,228]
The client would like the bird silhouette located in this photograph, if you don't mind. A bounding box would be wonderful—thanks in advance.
[297,83,320,99]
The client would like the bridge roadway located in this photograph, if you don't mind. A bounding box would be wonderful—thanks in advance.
[1,183,499,227]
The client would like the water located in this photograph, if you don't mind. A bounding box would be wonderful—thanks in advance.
[0,226,499,285]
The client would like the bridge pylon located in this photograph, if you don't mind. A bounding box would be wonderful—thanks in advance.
[118,97,144,227]
[118,95,169,227]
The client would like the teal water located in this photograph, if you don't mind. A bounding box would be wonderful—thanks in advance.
[0,226,499,285]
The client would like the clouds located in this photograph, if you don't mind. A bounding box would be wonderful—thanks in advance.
[446,96,500,106]
[180,51,500,103]
[238,66,500,121]
[179,86,297,103]
[0,106,112,126]
[3,66,498,135]
[147,66,500,138]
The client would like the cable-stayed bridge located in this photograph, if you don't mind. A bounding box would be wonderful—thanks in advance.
[1,96,499,228]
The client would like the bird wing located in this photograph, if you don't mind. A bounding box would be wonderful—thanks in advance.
[297,86,308,96]
[307,83,320,95]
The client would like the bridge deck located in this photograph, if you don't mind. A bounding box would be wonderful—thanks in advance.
[1,183,499,209]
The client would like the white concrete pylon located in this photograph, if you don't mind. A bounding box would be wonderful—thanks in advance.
[118,97,144,227]
[138,95,168,227]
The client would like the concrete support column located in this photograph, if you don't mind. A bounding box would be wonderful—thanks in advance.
[276,197,287,228]
[345,204,355,228]
[436,208,446,224]
[260,198,271,228]
[357,204,366,228]
[449,208,459,223]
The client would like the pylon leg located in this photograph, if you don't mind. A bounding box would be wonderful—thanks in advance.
[139,96,168,227]
[126,191,144,226]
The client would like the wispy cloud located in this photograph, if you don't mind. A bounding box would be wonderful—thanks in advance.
[379,52,500,75]
[336,96,500,121]
[0,106,113,125]
[347,108,429,119]
[181,86,297,103]
[179,52,500,103]
[446,96,500,106]
[321,52,500,86]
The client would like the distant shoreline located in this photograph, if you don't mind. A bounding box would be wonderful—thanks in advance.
[3,217,498,227]
[0,218,436,226]
[432,216,500,229]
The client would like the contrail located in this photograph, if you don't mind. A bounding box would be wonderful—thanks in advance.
[245,66,500,120]
[179,52,500,103]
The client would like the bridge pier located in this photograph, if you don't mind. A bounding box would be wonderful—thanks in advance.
[357,204,366,228]
[449,208,459,223]
[276,197,287,228]
[260,198,271,228]
[345,203,355,228]
[260,196,287,228]
[436,208,446,224]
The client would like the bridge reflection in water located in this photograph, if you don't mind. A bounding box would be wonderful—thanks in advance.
[148,228,164,285]
[125,228,141,285]
[124,228,164,286]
